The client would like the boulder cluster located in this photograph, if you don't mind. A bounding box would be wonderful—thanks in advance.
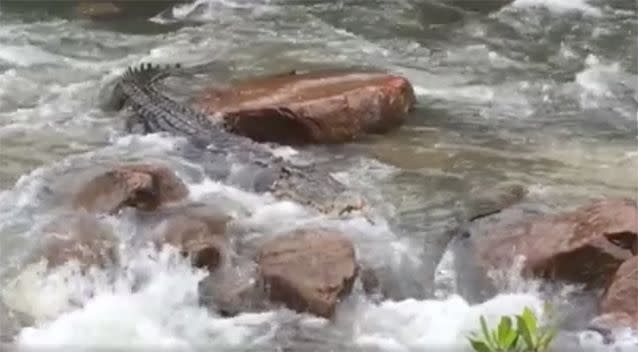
[11,59,637,338]
[34,164,360,319]
[452,197,637,332]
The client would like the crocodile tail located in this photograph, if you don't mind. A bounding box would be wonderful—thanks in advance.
[112,62,182,111]
[121,62,182,87]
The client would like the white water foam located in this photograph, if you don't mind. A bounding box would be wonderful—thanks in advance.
[1,162,630,352]
[0,44,62,67]
[574,54,638,119]
[351,293,545,351]
[511,0,601,16]
[10,247,280,352]
[576,55,621,98]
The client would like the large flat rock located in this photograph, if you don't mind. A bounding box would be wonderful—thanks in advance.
[192,70,415,144]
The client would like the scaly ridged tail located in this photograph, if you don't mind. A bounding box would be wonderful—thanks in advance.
[116,62,310,145]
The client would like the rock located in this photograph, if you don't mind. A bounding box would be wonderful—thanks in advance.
[257,229,358,318]
[478,198,637,288]
[76,1,186,21]
[464,182,528,221]
[442,0,513,13]
[597,256,638,330]
[198,261,268,316]
[152,205,232,272]
[192,70,415,145]
[33,215,119,269]
[76,1,121,20]
[72,164,188,214]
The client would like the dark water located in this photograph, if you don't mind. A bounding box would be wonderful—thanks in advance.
[0,0,636,351]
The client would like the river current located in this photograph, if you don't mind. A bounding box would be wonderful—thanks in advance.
[0,0,636,351]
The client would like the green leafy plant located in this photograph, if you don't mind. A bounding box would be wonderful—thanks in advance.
[468,306,557,352]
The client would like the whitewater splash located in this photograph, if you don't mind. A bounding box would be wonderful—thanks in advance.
[1,0,637,351]
[0,138,632,352]
[511,0,602,15]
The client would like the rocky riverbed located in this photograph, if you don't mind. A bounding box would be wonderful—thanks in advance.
[0,1,637,351]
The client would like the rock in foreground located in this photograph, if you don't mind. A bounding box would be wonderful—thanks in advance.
[597,256,638,330]
[152,205,231,272]
[33,215,119,269]
[478,198,637,288]
[192,70,415,144]
[257,229,358,318]
[72,164,188,214]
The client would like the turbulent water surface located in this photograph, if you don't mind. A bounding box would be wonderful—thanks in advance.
[0,0,636,351]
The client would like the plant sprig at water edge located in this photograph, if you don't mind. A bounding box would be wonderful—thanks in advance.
[468,306,557,352]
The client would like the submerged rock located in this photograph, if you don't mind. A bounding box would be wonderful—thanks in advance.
[76,1,186,21]
[198,261,267,317]
[257,229,358,318]
[442,0,513,13]
[192,70,416,145]
[597,256,638,330]
[33,214,119,269]
[72,164,188,214]
[151,205,232,272]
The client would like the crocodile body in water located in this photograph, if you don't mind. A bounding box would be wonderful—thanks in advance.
[111,64,529,299]
[112,63,361,215]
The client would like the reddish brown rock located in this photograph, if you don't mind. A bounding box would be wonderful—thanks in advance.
[76,1,121,19]
[76,1,186,21]
[598,256,638,330]
[192,70,416,145]
[478,198,638,288]
[72,164,188,214]
[153,206,231,272]
[257,229,358,318]
[33,215,118,269]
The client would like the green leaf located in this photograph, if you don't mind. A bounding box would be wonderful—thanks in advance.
[521,307,538,338]
[516,315,535,348]
[497,317,513,344]
[480,316,494,347]
[469,339,493,352]
[502,328,519,348]
[491,330,501,349]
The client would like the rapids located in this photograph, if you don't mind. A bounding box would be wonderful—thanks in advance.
[0,0,636,351]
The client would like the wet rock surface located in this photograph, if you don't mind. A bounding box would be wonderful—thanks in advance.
[452,198,638,303]
[32,214,119,270]
[198,261,268,317]
[72,164,188,214]
[150,205,232,272]
[478,198,637,287]
[598,255,638,330]
[192,70,416,145]
[257,229,359,318]
[76,1,186,20]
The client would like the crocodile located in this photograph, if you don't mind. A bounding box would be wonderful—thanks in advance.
[112,63,363,215]
[111,64,529,294]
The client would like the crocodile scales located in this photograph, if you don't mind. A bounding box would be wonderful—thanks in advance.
[111,64,529,296]
[113,63,362,215]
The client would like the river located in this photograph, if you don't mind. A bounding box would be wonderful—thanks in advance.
[0,0,636,351]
